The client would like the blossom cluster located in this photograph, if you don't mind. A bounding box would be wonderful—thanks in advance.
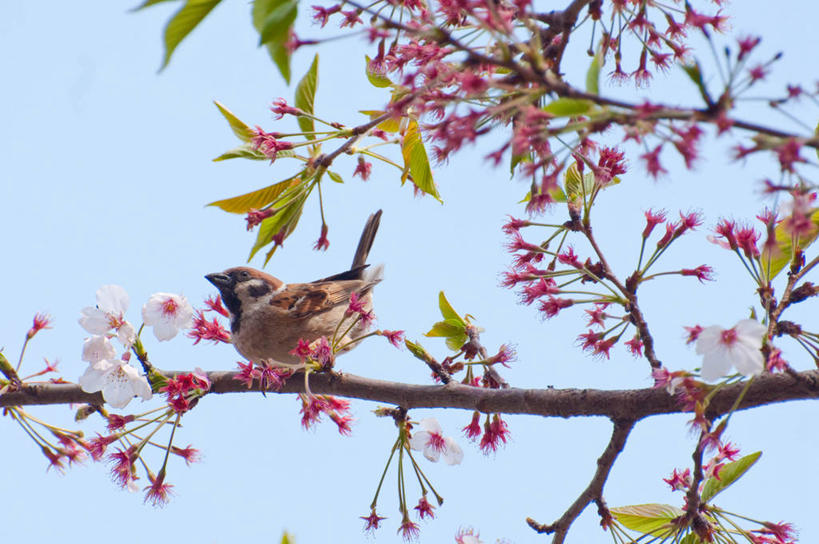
[502,205,708,362]
[77,286,194,409]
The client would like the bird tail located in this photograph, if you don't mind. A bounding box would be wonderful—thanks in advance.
[351,209,382,270]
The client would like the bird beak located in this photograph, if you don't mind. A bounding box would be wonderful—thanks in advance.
[205,272,232,289]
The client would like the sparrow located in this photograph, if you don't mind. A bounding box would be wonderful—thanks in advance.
[205,210,383,365]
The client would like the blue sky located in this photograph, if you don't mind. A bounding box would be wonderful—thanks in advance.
[2,2,818,543]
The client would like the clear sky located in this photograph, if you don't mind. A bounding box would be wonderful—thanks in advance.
[2,2,818,543]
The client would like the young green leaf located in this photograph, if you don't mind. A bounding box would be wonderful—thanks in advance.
[542,98,594,117]
[252,0,295,82]
[815,121,819,160]
[327,171,344,183]
[258,0,297,46]
[295,54,319,139]
[405,339,434,363]
[762,209,819,280]
[161,0,222,70]
[610,504,685,537]
[401,120,442,202]
[564,162,585,201]
[585,48,602,95]
[212,144,268,162]
[208,176,300,213]
[249,188,308,261]
[520,183,568,204]
[365,55,392,88]
[360,110,401,133]
[439,291,465,323]
[681,60,713,106]
[426,318,467,338]
[213,101,255,142]
[133,0,177,10]
[700,451,762,503]
[425,318,468,352]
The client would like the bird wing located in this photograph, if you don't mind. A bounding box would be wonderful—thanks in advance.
[269,280,365,319]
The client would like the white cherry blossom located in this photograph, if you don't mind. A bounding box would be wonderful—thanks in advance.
[695,319,767,381]
[79,358,152,409]
[82,335,116,364]
[409,417,464,465]
[78,285,136,347]
[142,292,194,341]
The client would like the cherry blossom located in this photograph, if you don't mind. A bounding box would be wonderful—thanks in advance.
[455,528,484,544]
[78,285,136,347]
[695,319,767,381]
[409,418,464,465]
[82,335,116,364]
[142,292,194,341]
[79,358,152,409]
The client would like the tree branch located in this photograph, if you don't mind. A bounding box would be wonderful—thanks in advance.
[525,417,635,542]
[3,368,819,419]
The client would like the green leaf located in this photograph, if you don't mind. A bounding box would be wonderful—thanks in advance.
[610,504,684,538]
[208,177,299,213]
[401,120,441,202]
[564,162,585,201]
[425,318,468,352]
[815,121,819,160]
[280,532,293,544]
[213,100,255,143]
[365,55,392,88]
[249,188,308,261]
[252,0,294,82]
[425,318,467,338]
[360,110,400,132]
[520,184,567,204]
[269,41,292,84]
[763,209,819,279]
[679,534,702,544]
[681,61,713,106]
[438,291,464,324]
[212,143,268,162]
[405,339,433,362]
[263,203,304,265]
[161,0,221,70]
[327,171,344,183]
[258,0,297,46]
[510,151,531,175]
[132,0,177,10]
[700,451,761,503]
[295,54,319,139]
[585,50,601,95]
[542,98,594,117]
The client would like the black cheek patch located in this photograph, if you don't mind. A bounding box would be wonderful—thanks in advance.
[248,282,272,298]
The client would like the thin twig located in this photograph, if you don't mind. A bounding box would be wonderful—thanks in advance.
[526,418,636,542]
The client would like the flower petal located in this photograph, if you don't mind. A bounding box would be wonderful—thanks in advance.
[96,285,129,314]
[422,444,441,462]
[694,325,723,354]
[117,322,136,348]
[82,335,116,363]
[419,417,443,435]
[700,350,733,381]
[409,430,430,451]
[79,359,116,393]
[79,307,112,335]
[443,437,464,465]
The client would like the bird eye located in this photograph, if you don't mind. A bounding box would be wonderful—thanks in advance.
[239,270,250,280]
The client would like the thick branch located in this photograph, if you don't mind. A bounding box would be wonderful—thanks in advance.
[526,418,635,542]
[3,368,819,419]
